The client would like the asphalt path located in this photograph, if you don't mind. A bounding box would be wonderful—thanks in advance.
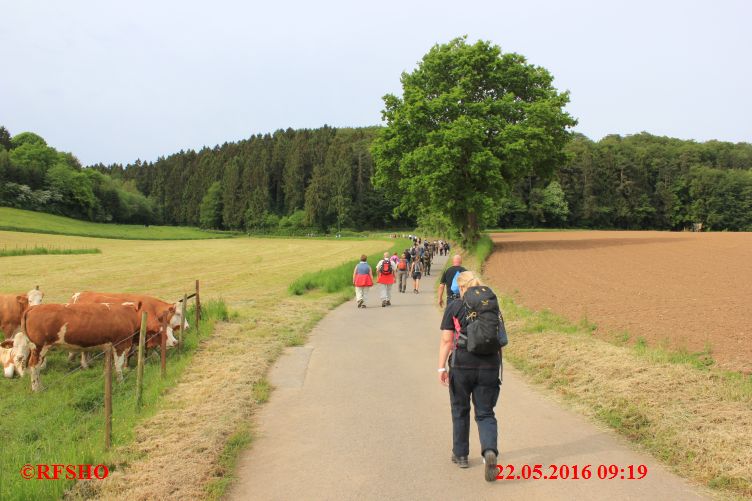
[229,254,708,500]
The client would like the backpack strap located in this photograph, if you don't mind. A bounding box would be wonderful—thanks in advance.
[451,315,468,369]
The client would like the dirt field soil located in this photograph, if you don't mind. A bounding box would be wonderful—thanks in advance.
[485,231,752,373]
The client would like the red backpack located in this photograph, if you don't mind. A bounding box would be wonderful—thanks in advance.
[381,260,393,275]
[397,258,407,271]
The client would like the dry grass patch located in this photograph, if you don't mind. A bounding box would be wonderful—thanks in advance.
[498,298,752,499]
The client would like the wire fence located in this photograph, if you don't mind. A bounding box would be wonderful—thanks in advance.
[14,281,202,451]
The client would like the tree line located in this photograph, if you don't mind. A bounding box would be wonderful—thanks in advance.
[499,132,752,231]
[2,124,751,233]
[0,126,155,224]
[92,126,409,232]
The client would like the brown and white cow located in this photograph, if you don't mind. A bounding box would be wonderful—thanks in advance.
[71,292,187,341]
[1,339,15,378]
[18,302,148,391]
[1,332,31,378]
[69,292,183,368]
[0,287,43,339]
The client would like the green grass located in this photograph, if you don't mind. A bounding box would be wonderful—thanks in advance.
[205,425,253,500]
[0,207,234,240]
[0,300,228,501]
[288,239,412,295]
[472,234,494,270]
[0,245,101,257]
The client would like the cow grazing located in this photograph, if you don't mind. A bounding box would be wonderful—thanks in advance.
[18,302,150,391]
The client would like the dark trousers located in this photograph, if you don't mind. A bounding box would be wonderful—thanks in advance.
[449,367,500,457]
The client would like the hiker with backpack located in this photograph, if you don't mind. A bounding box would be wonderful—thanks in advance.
[438,255,467,308]
[352,254,374,308]
[396,251,409,293]
[409,254,423,293]
[422,244,432,276]
[390,251,399,269]
[437,271,508,482]
[375,252,395,307]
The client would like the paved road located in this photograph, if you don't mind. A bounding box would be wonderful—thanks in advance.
[229,254,708,501]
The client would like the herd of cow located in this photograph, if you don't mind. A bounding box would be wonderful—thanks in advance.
[0,288,188,391]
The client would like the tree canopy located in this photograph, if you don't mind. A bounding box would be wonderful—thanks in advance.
[0,127,155,223]
[372,37,577,245]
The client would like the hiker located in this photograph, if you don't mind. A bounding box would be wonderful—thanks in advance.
[422,250,432,276]
[437,271,507,481]
[352,254,373,308]
[396,251,409,293]
[390,251,400,269]
[409,254,423,293]
[438,255,466,308]
[376,252,395,307]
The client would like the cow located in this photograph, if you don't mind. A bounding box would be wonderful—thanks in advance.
[69,292,185,368]
[0,287,44,340]
[71,292,188,337]
[1,332,31,378]
[1,339,15,378]
[15,302,176,391]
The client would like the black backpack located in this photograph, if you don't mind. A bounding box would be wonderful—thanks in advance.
[455,286,507,355]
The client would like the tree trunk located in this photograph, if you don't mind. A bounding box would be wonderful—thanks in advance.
[462,211,480,247]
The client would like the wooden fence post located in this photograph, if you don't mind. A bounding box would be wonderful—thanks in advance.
[160,315,167,379]
[180,293,187,352]
[195,279,201,332]
[135,311,147,410]
[104,345,112,450]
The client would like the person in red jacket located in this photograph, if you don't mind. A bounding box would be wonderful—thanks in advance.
[352,255,373,308]
[375,251,396,307]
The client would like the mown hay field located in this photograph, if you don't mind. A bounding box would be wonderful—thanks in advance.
[0,229,389,500]
[486,230,752,373]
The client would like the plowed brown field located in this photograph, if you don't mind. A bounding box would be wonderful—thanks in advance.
[485,231,752,372]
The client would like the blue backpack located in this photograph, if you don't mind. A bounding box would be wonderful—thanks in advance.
[450,270,461,295]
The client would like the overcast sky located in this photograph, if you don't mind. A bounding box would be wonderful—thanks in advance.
[2,0,750,166]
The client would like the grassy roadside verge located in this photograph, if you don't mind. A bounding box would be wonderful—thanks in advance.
[465,239,752,499]
[0,301,228,501]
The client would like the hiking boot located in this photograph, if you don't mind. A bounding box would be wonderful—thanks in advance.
[483,450,498,482]
[381,300,386,307]
[386,300,391,306]
[451,454,469,468]
[357,299,363,308]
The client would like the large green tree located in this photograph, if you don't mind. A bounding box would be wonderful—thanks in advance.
[372,37,576,245]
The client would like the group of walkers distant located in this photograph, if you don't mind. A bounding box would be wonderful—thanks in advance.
[353,235,507,482]
[351,236,442,308]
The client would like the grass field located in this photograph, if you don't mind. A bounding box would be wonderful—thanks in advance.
[0,207,234,240]
[0,229,390,500]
